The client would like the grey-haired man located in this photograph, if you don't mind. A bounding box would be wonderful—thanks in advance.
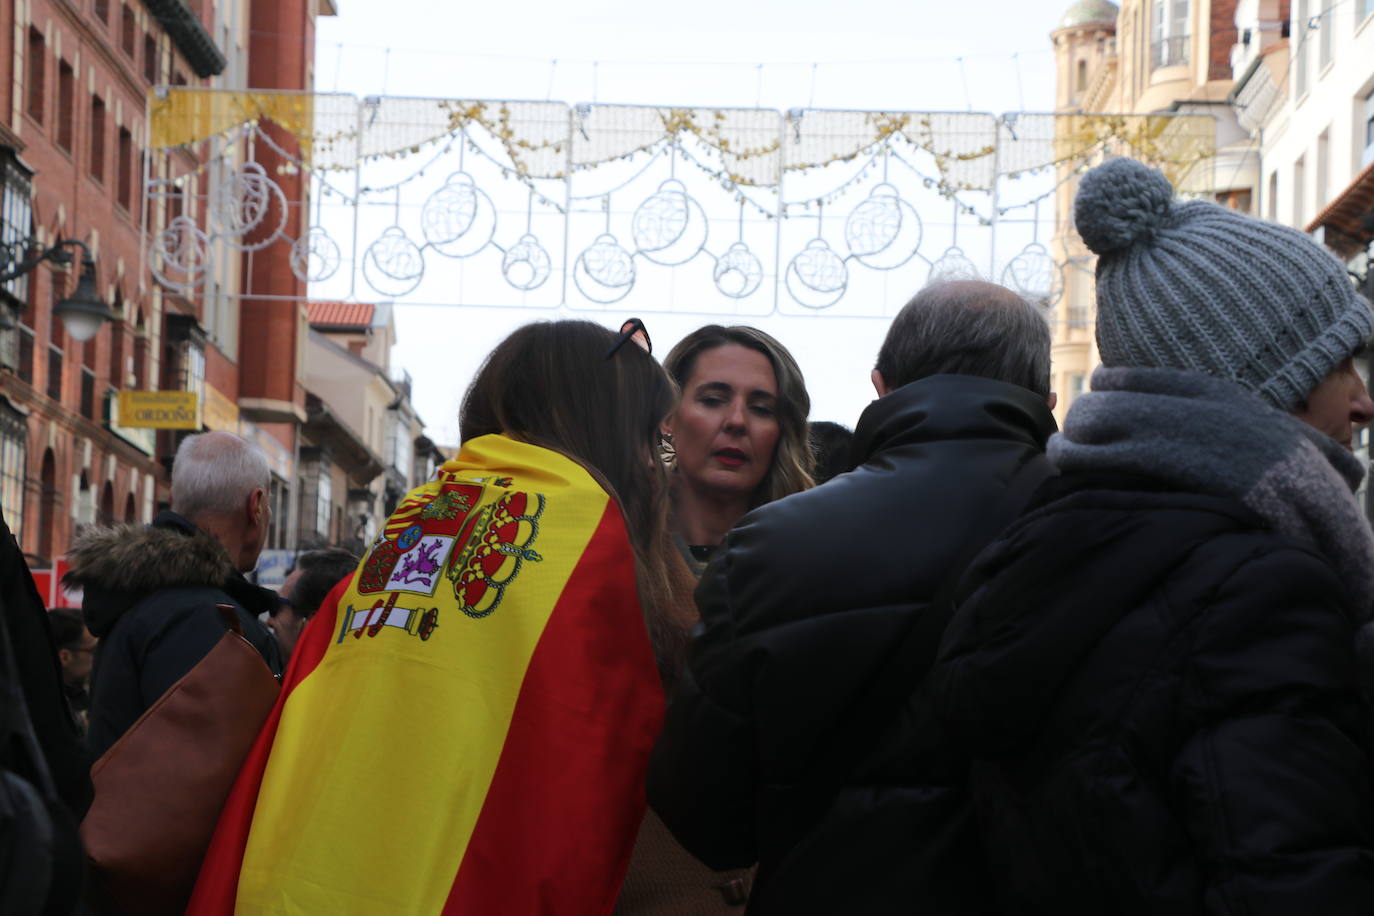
[65,431,283,760]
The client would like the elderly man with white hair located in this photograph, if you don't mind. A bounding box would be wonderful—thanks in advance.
[66,431,283,761]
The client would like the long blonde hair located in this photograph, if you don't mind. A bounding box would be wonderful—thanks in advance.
[663,325,814,506]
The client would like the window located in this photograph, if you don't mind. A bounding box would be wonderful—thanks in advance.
[1318,0,1334,69]
[26,28,45,123]
[1316,131,1329,208]
[1150,0,1189,69]
[184,340,205,402]
[37,449,55,563]
[1295,0,1309,97]
[99,481,114,527]
[135,149,146,219]
[47,276,65,403]
[18,327,34,384]
[47,346,63,401]
[94,0,110,24]
[143,33,158,84]
[388,418,412,475]
[1267,171,1279,220]
[117,128,133,210]
[316,464,333,539]
[110,316,125,387]
[267,475,288,549]
[1293,155,1306,226]
[0,149,35,309]
[1217,188,1252,213]
[0,403,26,535]
[56,61,74,152]
[74,472,95,532]
[89,95,106,181]
[120,5,136,57]
[1363,0,1374,22]
[1076,59,1088,94]
[1363,91,1374,169]
[80,368,96,420]
[132,312,147,389]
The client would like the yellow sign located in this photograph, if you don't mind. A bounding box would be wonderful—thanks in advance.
[117,390,200,429]
[202,385,241,433]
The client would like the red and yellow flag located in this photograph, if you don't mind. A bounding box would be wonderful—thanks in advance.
[189,435,664,914]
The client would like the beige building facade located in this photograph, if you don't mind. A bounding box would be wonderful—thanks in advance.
[1048,0,1256,422]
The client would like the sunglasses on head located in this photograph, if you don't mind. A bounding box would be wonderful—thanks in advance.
[605,318,652,359]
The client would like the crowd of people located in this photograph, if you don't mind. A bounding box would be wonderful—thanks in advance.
[3,155,1374,914]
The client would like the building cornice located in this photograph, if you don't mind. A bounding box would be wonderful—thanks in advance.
[140,0,226,78]
[238,397,306,425]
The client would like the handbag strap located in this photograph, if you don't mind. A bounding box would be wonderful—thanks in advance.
[774,456,1050,856]
[215,604,244,638]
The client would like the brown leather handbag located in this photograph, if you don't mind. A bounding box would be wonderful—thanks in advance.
[81,605,280,915]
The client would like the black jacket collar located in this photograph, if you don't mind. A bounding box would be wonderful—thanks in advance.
[851,374,1057,468]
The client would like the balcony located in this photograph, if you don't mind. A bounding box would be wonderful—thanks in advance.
[1151,35,1190,70]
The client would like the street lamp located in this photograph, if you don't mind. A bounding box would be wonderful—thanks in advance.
[0,146,115,341]
[0,237,115,342]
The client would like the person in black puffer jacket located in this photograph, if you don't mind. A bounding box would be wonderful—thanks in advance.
[0,508,88,914]
[931,158,1374,914]
[648,280,1058,915]
[64,432,282,763]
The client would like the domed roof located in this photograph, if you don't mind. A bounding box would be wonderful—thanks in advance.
[1060,0,1118,29]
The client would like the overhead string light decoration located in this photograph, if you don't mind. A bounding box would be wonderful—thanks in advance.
[144,90,1218,314]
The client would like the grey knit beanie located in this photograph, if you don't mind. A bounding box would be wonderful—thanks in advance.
[1074,157,1374,409]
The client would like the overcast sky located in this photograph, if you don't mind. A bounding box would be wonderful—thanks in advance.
[314,0,1074,444]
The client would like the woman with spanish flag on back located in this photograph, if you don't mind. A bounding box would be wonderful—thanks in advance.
[189,320,679,915]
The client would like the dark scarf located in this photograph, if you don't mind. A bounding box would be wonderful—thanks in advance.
[1050,366,1374,620]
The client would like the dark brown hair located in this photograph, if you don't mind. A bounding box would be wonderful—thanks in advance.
[664,325,814,506]
[281,548,360,618]
[460,320,676,635]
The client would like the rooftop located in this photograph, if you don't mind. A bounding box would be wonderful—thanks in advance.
[306,301,376,330]
[1060,0,1118,29]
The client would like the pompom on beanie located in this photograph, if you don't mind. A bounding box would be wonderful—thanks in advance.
[1074,157,1374,409]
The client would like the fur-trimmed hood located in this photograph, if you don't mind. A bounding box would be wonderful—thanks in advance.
[64,512,241,637]
[64,523,237,594]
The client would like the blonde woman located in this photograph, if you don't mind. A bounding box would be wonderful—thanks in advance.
[661,325,814,576]
[617,324,813,915]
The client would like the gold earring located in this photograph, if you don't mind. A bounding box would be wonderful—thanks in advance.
[659,432,676,469]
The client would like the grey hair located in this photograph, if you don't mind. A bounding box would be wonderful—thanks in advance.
[170,431,271,521]
[873,280,1052,397]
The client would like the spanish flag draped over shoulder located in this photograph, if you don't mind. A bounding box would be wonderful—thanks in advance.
[188,435,665,914]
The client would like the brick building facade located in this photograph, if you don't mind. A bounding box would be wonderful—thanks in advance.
[0,0,330,573]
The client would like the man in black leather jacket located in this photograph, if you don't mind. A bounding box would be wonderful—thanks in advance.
[648,280,1058,915]
[64,431,282,762]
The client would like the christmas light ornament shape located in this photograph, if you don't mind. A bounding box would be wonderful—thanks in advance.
[713,242,763,298]
[151,216,213,290]
[845,184,923,269]
[362,226,425,297]
[424,173,497,259]
[290,226,342,283]
[633,180,708,266]
[501,234,552,291]
[785,239,848,309]
[928,246,982,284]
[1000,242,1064,308]
[211,162,288,248]
[574,234,636,304]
